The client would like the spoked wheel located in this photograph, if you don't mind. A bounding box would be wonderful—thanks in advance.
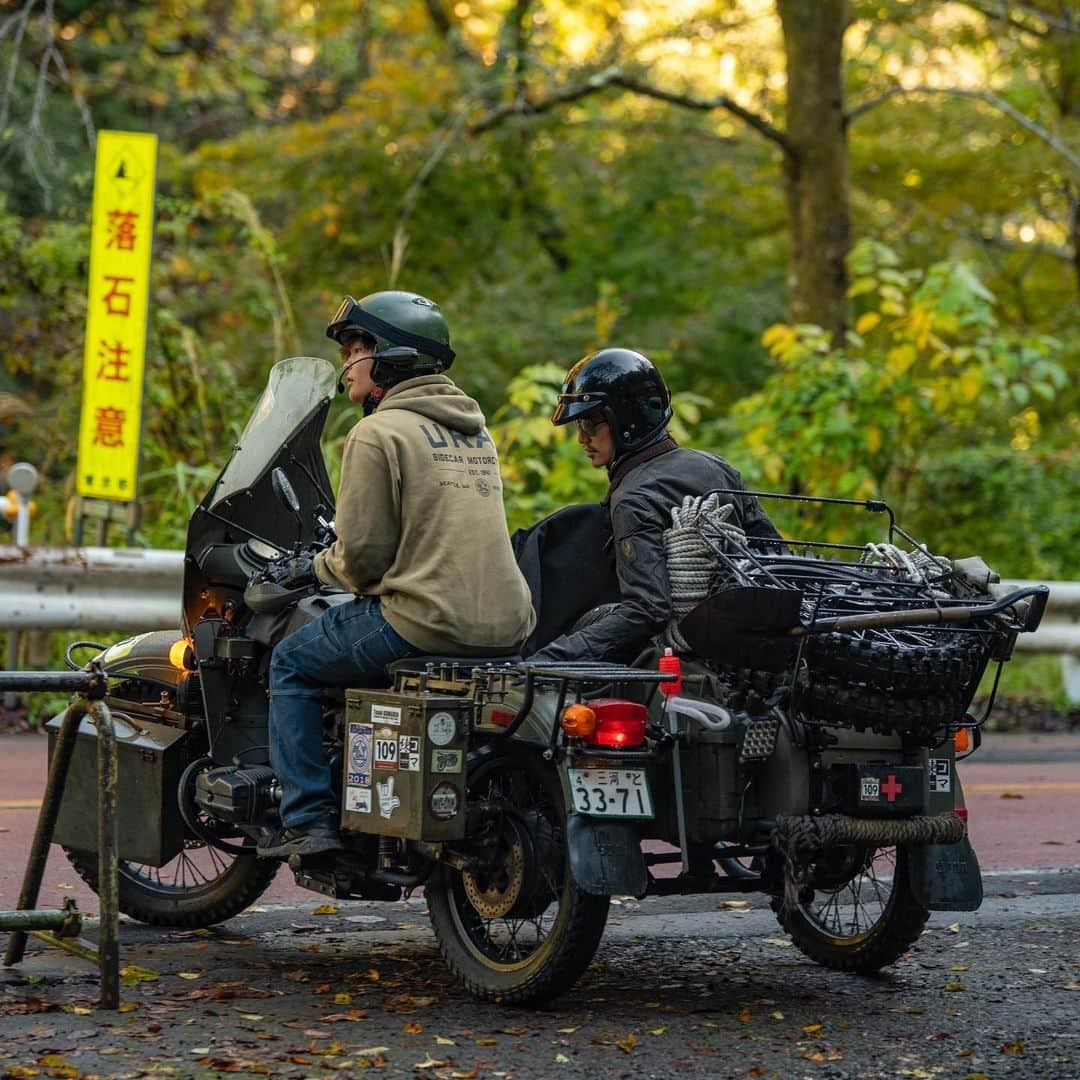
[426,747,610,1005]
[64,828,278,928]
[773,844,929,973]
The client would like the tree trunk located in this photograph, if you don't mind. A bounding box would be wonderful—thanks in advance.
[777,0,852,340]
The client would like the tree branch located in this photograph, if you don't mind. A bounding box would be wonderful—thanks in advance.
[958,1,1079,35]
[846,84,1080,174]
[470,65,791,153]
[422,0,480,65]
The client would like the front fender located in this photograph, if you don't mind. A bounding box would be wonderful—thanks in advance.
[566,815,647,898]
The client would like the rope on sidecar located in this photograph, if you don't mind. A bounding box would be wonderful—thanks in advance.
[770,811,967,915]
[662,492,750,650]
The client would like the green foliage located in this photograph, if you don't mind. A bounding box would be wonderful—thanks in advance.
[728,240,1070,552]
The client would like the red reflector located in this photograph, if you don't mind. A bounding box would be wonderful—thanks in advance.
[490,709,515,728]
[582,699,647,749]
[953,807,969,822]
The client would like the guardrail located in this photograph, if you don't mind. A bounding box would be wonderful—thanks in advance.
[0,546,183,630]
[0,546,1077,691]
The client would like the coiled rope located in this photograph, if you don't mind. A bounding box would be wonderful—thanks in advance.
[771,811,967,914]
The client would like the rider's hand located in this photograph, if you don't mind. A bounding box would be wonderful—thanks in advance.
[268,552,317,588]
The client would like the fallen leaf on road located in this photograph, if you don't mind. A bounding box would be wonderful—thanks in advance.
[649,1026,667,1036]
[555,1054,571,1063]
[414,1057,449,1069]
[1042,840,1064,846]
[436,1036,456,1046]
[945,981,966,992]
[403,1022,423,1034]
[356,1047,390,1057]
[117,1002,139,1013]
[1065,982,1080,991]
[451,1071,478,1079]
[120,964,160,985]
[803,1023,823,1037]
[616,1033,637,1053]
[945,922,960,933]
[718,900,749,909]
[313,904,339,915]
[1001,1041,1025,1055]
[762,937,794,947]
[333,992,352,1005]
[737,1007,752,1023]
[556,1027,577,1034]
[36,1055,77,1078]
[1000,792,1024,799]
[177,971,202,980]
[771,1011,785,1020]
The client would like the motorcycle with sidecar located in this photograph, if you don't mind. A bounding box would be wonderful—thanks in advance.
[50,355,1048,1004]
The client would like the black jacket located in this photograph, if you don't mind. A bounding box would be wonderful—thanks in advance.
[531,444,782,663]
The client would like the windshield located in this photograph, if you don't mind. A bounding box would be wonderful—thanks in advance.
[209,356,337,509]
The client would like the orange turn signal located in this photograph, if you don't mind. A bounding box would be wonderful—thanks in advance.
[168,637,195,671]
[954,728,971,753]
[561,704,597,739]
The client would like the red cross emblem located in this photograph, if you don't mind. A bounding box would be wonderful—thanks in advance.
[881,774,904,802]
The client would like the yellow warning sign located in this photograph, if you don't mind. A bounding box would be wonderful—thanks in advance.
[76,130,158,501]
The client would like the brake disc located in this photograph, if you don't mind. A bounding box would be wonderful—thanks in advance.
[462,818,527,919]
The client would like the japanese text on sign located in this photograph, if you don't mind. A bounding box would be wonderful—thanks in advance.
[76,131,158,501]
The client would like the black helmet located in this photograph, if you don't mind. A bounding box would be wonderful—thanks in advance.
[326,290,455,387]
[551,348,672,453]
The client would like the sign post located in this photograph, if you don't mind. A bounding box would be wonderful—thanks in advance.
[73,130,158,544]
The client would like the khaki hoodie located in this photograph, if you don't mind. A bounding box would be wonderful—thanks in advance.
[314,375,536,655]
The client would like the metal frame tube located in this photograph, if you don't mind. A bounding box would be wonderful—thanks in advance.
[3,697,87,967]
[1,667,120,1007]
[91,699,120,1008]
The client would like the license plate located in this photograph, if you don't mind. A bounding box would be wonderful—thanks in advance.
[568,768,653,818]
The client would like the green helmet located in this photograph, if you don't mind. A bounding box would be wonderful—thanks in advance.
[326,290,455,386]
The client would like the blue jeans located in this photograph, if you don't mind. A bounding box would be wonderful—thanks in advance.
[269,597,419,829]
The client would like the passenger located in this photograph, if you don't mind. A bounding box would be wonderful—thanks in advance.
[530,348,781,664]
[259,291,535,858]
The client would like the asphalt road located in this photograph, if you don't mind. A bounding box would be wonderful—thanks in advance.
[0,732,1077,1078]
[0,872,1077,1078]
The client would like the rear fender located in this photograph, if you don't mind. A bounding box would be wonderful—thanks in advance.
[565,815,647,898]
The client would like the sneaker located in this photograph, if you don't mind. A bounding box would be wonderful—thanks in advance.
[257,818,343,859]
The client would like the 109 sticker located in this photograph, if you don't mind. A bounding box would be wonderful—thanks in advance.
[347,722,373,786]
[929,758,952,793]
[374,733,399,770]
[860,777,880,800]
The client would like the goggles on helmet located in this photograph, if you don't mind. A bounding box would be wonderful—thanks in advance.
[326,295,455,367]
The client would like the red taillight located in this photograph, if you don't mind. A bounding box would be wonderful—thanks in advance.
[953,807,969,822]
[490,708,515,728]
[581,699,647,749]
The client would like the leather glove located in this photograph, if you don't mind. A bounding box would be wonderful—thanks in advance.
[267,552,317,588]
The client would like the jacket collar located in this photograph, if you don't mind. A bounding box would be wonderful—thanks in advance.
[603,434,678,503]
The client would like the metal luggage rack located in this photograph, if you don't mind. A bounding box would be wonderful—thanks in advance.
[695,488,1048,640]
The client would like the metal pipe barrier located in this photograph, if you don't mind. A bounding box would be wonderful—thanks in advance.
[0,545,183,631]
[0,663,120,1008]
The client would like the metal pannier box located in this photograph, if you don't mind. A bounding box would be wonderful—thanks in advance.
[45,711,188,867]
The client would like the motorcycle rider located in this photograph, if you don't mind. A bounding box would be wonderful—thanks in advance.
[530,347,782,664]
[258,290,536,858]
